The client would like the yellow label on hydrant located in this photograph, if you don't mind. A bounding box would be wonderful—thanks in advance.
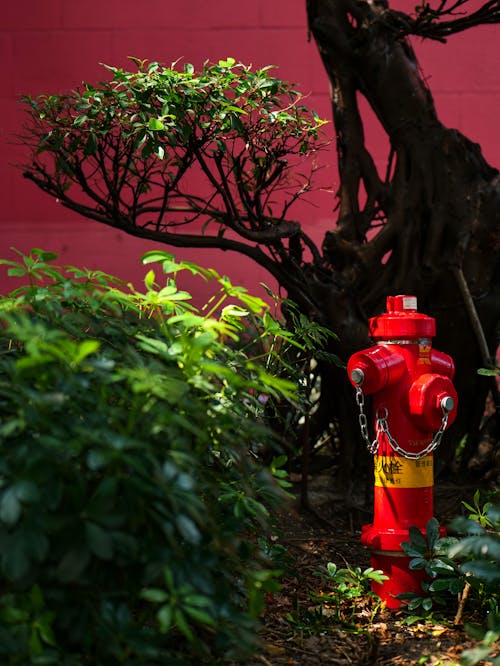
[374,455,433,488]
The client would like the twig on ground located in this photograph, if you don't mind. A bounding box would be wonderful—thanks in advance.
[454,579,472,625]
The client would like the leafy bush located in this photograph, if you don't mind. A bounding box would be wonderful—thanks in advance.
[399,506,499,609]
[448,498,500,666]
[398,518,466,615]
[0,248,297,665]
[233,294,340,463]
[398,498,500,665]
[284,561,387,637]
[312,562,388,625]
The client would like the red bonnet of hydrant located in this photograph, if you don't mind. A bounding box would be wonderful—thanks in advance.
[369,295,436,339]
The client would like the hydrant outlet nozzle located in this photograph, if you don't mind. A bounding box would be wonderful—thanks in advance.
[350,368,365,386]
[441,396,455,413]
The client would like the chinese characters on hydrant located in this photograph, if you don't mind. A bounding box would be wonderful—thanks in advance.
[347,295,458,608]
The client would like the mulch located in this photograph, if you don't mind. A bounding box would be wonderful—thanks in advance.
[257,472,498,665]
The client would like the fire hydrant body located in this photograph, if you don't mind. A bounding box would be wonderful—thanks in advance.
[347,295,458,608]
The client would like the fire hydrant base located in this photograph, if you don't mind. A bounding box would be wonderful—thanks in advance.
[369,551,426,609]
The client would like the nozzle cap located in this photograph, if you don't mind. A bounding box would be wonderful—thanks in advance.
[350,368,365,385]
[441,396,455,413]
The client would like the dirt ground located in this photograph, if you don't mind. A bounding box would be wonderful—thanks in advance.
[257,469,498,666]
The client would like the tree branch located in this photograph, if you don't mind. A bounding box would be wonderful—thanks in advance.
[388,0,500,42]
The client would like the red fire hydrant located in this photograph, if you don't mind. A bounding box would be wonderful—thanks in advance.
[347,295,458,608]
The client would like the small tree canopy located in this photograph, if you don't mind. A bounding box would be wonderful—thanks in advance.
[21,58,328,290]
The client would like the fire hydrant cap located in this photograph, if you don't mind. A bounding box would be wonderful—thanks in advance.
[369,295,436,340]
[409,373,458,431]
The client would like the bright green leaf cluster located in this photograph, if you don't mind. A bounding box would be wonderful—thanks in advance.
[305,561,388,627]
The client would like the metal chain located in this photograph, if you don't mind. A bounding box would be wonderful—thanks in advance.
[375,406,450,460]
[355,386,450,460]
[355,386,379,454]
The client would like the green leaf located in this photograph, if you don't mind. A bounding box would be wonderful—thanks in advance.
[327,562,337,576]
[429,558,456,575]
[85,521,113,560]
[449,516,485,535]
[38,617,57,647]
[409,557,426,570]
[141,140,154,158]
[184,594,212,609]
[422,597,432,611]
[407,597,423,611]
[73,339,100,365]
[135,334,168,354]
[57,547,90,582]
[30,585,45,612]
[141,588,169,604]
[407,526,428,554]
[0,605,30,623]
[449,577,465,594]
[173,608,193,641]
[184,604,215,626]
[461,645,494,665]
[148,117,165,131]
[175,515,201,545]
[0,489,21,526]
[402,543,427,558]
[477,367,500,376]
[218,57,236,68]
[225,105,247,115]
[230,113,243,131]
[30,248,59,262]
[86,448,109,471]
[426,517,440,550]
[462,560,500,583]
[428,577,458,592]
[84,132,98,155]
[144,269,156,290]
[7,267,27,277]
[449,535,500,561]
[157,604,173,633]
[364,568,389,583]
[1,538,30,580]
[29,628,43,657]
[141,250,175,265]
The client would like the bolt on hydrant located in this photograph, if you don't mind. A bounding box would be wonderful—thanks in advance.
[347,295,458,608]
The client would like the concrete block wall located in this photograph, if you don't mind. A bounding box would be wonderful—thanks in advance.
[1,2,499,297]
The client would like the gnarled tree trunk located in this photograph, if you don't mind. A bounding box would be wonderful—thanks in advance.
[303,0,499,489]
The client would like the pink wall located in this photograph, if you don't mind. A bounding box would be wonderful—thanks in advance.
[2,1,500,300]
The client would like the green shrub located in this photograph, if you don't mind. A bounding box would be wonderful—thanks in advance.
[449,499,500,666]
[0,249,296,664]
[398,499,500,665]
